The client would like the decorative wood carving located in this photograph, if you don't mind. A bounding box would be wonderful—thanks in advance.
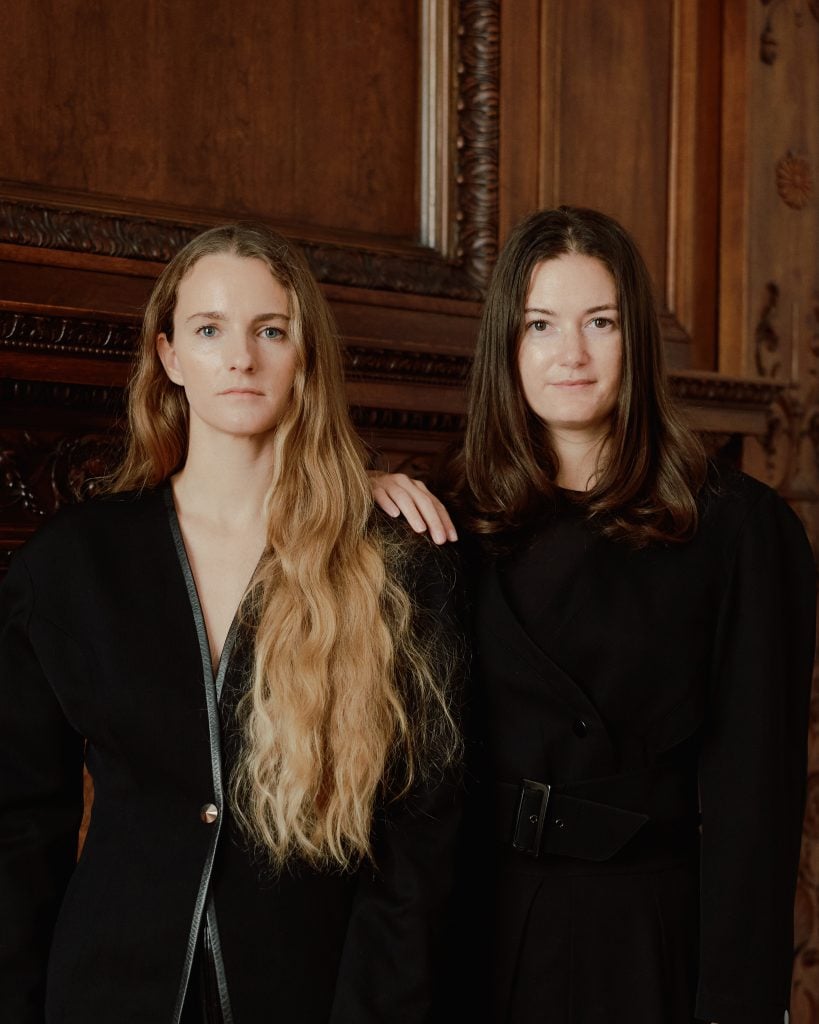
[776,151,814,209]
[0,310,136,361]
[755,282,782,378]
[346,347,469,387]
[759,0,819,65]
[454,0,499,289]
[0,433,118,521]
[0,378,123,413]
[668,372,782,407]
[0,1,500,302]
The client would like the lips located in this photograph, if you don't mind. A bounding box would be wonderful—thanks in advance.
[550,380,595,387]
[219,388,265,396]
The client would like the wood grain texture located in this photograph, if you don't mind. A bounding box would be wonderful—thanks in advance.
[3,0,420,240]
[545,0,673,290]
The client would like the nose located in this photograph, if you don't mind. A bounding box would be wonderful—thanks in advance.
[559,326,588,367]
[225,331,256,372]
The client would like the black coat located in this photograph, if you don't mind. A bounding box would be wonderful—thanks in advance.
[465,467,815,1024]
[0,487,462,1024]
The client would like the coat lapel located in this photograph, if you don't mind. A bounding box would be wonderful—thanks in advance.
[478,562,613,736]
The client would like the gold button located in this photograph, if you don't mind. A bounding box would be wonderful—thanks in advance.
[200,803,219,824]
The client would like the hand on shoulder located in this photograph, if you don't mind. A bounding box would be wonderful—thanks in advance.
[368,472,458,545]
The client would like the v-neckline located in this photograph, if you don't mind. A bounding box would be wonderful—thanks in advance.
[163,484,244,697]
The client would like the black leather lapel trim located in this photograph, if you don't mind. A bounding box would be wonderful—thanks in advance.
[214,617,240,705]
[206,896,235,1024]
[164,486,230,1024]
[480,564,609,728]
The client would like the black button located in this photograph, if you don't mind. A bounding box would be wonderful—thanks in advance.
[553,818,565,829]
[573,719,588,738]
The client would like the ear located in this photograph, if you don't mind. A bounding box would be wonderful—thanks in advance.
[156,332,184,386]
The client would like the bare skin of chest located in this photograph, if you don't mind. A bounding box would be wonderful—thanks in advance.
[178,516,265,670]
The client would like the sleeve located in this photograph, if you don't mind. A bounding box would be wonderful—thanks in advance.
[696,489,816,1024]
[0,553,85,1022]
[329,540,465,1024]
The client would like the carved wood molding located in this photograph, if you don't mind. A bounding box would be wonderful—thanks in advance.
[346,346,470,386]
[0,378,467,436]
[0,2,500,301]
[0,310,136,361]
[0,309,474,387]
[0,377,124,412]
[454,0,500,289]
[350,406,465,433]
[668,371,784,407]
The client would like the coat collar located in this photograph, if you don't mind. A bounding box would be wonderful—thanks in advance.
[477,558,613,740]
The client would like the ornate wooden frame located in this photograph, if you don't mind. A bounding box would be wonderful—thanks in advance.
[0,0,499,302]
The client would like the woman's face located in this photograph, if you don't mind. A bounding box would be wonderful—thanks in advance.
[517,252,622,442]
[157,253,299,444]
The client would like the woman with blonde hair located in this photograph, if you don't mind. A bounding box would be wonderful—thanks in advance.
[0,224,461,1023]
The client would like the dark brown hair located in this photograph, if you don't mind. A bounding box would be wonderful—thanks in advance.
[451,206,706,545]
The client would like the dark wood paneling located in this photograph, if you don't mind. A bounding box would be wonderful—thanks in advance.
[1,0,500,301]
[4,0,420,240]
[501,0,722,371]
[549,0,673,287]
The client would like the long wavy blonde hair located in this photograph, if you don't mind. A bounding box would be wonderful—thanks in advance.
[112,224,460,870]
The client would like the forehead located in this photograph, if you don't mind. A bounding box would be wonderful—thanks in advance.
[525,253,616,303]
[175,253,289,312]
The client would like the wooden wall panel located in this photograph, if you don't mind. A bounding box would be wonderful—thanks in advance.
[3,0,421,240]
[716,3,819,1019]
[500,0,722,371]
[0,0,779,572]
[549,0,673,289]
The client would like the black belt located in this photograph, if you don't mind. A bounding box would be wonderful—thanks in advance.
[495,764,698,862]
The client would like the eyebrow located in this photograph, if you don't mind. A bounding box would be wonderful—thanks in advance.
[524,304,619,316]
[185,311,291,324]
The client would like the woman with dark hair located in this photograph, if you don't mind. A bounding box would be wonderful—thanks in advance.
[373,206,816,1023]
[0,224,462,1023]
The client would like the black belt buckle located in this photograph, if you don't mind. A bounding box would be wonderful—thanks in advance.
[512,779,551,857]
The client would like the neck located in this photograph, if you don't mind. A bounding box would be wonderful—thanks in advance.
[550,428,608,492]
[171,427,275,529]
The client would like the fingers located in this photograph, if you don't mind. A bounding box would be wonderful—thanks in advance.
[414,480,459,543]
[369,473,458,545]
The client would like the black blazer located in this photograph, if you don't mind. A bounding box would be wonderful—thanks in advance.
[468,467,815,1024]
[0,487,462,1024]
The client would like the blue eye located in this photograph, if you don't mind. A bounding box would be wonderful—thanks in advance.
[197,325,218,338]
[260,326,284,340]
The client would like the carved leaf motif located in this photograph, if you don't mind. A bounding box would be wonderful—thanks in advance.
[776,152,814,210]
[48,437,122,506]
[755,282,781,377]
[760,21,778,64]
